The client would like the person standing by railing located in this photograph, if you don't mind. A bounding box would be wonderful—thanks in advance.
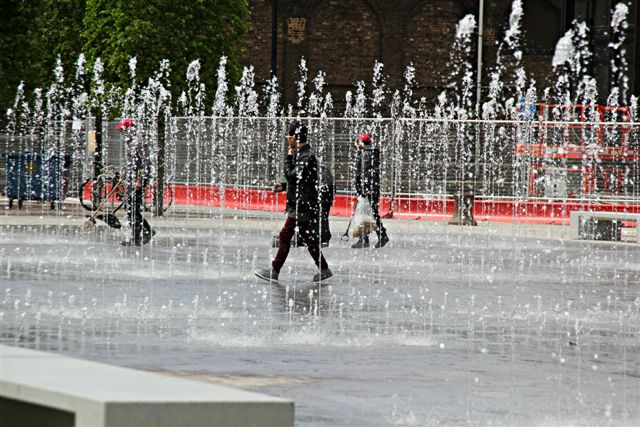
[352,133,389,248]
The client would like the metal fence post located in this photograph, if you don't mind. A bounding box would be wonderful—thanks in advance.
[389,117,399,218]
[155,115,166,216]
[93,113,103,177]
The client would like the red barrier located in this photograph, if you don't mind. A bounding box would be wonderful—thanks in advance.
[159,184,640,225]
[172,185,287,211]
[478,199,640,224]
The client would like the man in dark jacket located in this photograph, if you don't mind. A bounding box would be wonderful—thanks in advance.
[271,161,333,247]
[352,133,389,248]
[116,118,155,246]
[255,122,332,284]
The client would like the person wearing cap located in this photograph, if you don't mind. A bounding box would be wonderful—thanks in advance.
[255,121,333,284]
[353,133,389,248]
[115,118,155,246]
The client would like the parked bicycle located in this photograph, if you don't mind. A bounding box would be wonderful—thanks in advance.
[142,178,174,214]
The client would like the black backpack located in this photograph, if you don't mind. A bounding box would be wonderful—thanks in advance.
[319,162,335,208]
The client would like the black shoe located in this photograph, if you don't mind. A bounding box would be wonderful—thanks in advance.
[142,229,156,245]
[351,237,369,249]
[374,233,389,248]
[121,239,141,247]
[311,269,333,283]
[255,267,279,283]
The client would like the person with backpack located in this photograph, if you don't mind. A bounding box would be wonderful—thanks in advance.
[352,133,389,248]
[272,161,334,248]
[255,121,333,284]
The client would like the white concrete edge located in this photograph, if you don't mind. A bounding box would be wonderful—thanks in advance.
[1,345,294,427]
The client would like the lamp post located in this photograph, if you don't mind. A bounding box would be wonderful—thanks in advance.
[271,0,278,78]
[474,0,484,185]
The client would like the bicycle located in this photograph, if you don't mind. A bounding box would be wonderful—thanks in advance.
[142,178,174,214]
[79,167,174,222]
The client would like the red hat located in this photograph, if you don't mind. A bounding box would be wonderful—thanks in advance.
[115,118,135,129]
[357,133,371,144]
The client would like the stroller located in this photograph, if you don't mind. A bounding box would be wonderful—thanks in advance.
[79,168,125,229]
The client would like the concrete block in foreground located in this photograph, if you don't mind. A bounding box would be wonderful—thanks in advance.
[0,345,293,427]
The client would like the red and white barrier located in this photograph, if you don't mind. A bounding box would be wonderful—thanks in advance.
[169,184,639,225]
[81,182,638,225]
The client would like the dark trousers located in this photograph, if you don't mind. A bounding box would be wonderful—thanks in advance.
[367,196,387,237]
[272,216,329,273]
[125,184,147,242]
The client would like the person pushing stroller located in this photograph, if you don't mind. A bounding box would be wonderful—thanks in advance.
[116,118,155,246]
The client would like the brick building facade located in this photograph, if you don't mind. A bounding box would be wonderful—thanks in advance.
[240,0,639,113]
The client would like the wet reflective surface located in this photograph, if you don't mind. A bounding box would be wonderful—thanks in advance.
[1,215,639,426]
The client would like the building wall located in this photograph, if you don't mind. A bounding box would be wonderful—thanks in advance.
[242,0,274,80]
[240,0,637,113]
[241,0,484,110]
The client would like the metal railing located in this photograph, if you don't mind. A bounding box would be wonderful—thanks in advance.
[2,117,639,204]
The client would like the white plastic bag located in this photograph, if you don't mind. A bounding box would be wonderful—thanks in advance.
[351,196,376,237]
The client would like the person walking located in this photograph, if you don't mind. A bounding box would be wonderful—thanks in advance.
[116,118,155,246]
[352,133,389,248]
[255,122,332,284]
[272,160,334,248]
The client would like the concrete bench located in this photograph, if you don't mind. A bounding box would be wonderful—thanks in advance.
[570,211,640,243]
[0,345,293,427]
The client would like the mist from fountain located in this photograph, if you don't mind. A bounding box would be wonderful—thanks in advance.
[1,2,639,426]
